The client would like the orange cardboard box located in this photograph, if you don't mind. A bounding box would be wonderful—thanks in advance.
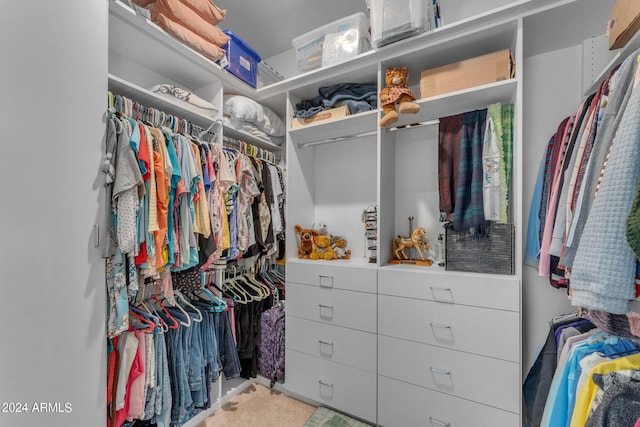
[608,0,640,50]
[420,49,515,99]
[291,105,350,129]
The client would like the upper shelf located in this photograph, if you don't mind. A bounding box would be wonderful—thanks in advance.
[109,0,259,97]
[290,110,378,147]
[108,73,283,151]
[392,79,518,128]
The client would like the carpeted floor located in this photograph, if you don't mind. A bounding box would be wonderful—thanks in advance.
[199,383,317,427]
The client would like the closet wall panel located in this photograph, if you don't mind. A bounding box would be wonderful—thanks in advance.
[0,2,107,427]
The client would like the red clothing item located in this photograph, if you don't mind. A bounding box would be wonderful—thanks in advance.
[113,341,143,427]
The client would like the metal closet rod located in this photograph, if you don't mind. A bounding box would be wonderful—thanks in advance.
[386,119,440,132]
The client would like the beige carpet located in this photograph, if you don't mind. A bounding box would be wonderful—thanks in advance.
[199,383,317,427]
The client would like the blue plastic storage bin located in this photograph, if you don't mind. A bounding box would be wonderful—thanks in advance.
[222,30,261,88]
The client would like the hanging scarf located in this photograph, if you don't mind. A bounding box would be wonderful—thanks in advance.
[438,114,463,222]
[453,109,488,233]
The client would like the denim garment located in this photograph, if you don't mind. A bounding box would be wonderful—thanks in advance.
[294,83,377,117]
[186,313,206,408]
[213,311,241,379]
[155,334,172,427]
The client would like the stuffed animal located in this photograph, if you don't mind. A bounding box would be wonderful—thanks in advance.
[310,234,336,260]
[314,221,329,236]
[294,224,317,259]
[379,66,420,128]
[331,236,351,259]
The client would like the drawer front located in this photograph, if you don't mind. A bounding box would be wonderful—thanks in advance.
[378,268,519,311]
[378,335,520,413]
[286,282,377,333]
[378,375,519,427]
[287,261,377,293]
[286,317,377,372]
[286,349,377,423]
[378,295,519,361]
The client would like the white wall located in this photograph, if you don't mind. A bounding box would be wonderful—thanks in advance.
[521,45,582,373]
[0,2,107,426]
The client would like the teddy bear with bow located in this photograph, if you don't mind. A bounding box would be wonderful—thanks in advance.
[379,66,420,128]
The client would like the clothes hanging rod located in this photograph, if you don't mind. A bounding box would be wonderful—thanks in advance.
[386,119,440,132]
[297,130,378,147]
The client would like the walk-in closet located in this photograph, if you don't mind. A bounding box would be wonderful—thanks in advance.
[3,0,640,426]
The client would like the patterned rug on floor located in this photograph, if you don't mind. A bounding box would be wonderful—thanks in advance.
[303,407,374,427]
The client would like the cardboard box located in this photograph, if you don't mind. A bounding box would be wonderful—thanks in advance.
[291,106,350,129]
[608,0,640,50]
[420,49,515,99]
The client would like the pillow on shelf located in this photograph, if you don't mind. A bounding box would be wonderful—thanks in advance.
[148,10,226,62]
[151,0,230,47]
[150,84,218,118]
[223,95,285,137]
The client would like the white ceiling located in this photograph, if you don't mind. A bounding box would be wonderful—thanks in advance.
[215,0,370,60]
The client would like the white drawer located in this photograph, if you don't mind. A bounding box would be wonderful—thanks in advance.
[378,375,519,427]
[286,317,377,372]
[378,295,519,361]
[285,349,377,423]
[378,267,519,311]
[378,335,520,413]
[286,282,377,333]
[287,260,377,293]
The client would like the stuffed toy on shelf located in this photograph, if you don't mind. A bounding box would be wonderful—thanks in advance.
[379,66,420,127]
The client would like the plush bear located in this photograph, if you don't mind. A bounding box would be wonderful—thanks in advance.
[331,236,351,260]
[310,234,336,260]
[294,224,317,259]
[379,66,420,128]
[314,221,329,236]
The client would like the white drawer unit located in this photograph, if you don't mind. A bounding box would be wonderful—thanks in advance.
[287,260,377,293]
[286,349,377,423]
[378,335,520,413]
[286,316,377,372]
[286,281,377,333]
[378,267,519,311]
[378,295,519,361]
[378,375,520,427]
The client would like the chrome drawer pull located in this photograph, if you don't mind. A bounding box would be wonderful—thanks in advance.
[429,417,451,426]
[429,322,452,329]
[318,304,334,310]
[318,380,334,388]
[430,286,451,292]
[429,367,452,375]
[318,340,334,346]
[319,275,334,288]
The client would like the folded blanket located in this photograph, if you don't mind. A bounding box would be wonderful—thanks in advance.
[150,8,226,62]
[151,84,217,118]
[152,0,230,46]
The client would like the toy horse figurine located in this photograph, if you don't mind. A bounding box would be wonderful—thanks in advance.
[393,227,431,261]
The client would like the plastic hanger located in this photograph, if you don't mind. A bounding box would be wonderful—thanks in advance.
[128,308,156,333]
[174,290,203,323]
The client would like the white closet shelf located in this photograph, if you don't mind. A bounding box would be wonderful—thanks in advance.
[585,29,640,96]
[108,73,219,129]
[391,79,517,129]
[289,110,378,147]
[109,0,258,97]
[257,0,573,98]
[109,74,283,151]
[223,125,283,152]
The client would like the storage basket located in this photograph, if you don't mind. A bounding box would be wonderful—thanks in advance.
[445,223,514,275]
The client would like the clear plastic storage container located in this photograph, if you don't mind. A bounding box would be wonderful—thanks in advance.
[292,12,371,72]
[370,0,428,48]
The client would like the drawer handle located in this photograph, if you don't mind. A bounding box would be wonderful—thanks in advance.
[429,322,452,329]
[429,417,451,427]
[318,340,334,346]
[318,380,334,388]
[318,304,334,310]
[319,275,334,288]
[429,367,452,375]
[430,286,451,292]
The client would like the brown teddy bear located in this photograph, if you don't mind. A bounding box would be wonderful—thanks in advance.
[331,236,351,259]
[294,224,316,259]
[310,234,336,260]
[379,66,420,128]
